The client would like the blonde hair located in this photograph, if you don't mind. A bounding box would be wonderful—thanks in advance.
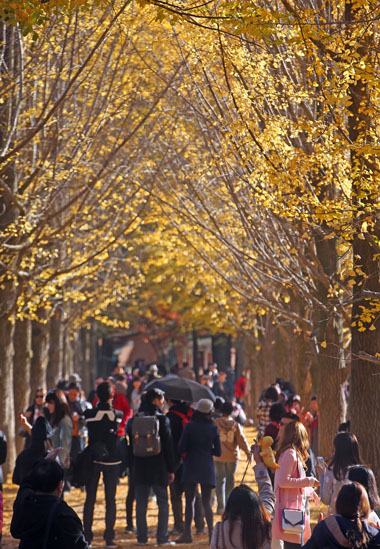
[276,421,310,465]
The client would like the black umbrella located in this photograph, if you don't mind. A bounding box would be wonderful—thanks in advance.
[144,375,216,403]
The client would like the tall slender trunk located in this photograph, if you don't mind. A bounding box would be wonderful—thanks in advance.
[312,235,347,458]
[0,24,23,476]
[46,310,64,389]
[192,329,199,380]
[0,313,16,477]
[345,0,380,482]
[211,333,231,372]
[31,313,50,395]
[13,318,32,455]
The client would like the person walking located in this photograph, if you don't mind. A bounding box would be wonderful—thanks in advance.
[83,381,123,548]
[272,421,319,549]
[214,401,251,514]
[317,431,362,515]
[128,388,175,546]
[166,399,205,536]
[176,398,221,544]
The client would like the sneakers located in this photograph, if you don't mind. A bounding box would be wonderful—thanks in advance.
[157,542,175,546]
[195,527,206,534]
[125,526,136,533]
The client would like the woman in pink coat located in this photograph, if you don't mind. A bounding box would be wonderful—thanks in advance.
[272,421,319,549]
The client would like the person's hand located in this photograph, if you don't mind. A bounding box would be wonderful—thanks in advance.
[168,473,175,484]
[316,462,325,477]
[308,476,320,488]
[18,413,27,425]
[64,456,71,469]
[45,447,62,461]
[251,443,262,464]
[318,512,324,522]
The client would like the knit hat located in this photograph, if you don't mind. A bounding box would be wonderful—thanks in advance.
[196,398,214,414]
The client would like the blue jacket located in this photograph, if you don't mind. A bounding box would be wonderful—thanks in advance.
[179,420,221,486]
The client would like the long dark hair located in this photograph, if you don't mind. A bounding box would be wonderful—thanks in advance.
[328,432,361,481]
[45,390,71,427]
[336,482,371,548]
[223,484,271,549]
[348,465,380,511]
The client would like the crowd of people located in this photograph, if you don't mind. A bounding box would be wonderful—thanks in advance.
[0,363,379,549]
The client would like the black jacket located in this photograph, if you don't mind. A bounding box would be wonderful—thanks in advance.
[11,481,88,548]
[304,515,380,549]
[128,403,175,486]
[167,402,192,472]
[84,402,122,464]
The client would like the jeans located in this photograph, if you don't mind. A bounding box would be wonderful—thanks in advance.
[135,483,169,544]
[169,471,205,532]
[215,460,238,510]
[83,462,119,544]
[184,483,213,540]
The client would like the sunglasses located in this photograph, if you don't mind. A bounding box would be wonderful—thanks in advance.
[36,394,45,398]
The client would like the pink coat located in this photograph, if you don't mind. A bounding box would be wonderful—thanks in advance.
[272,448,315,544]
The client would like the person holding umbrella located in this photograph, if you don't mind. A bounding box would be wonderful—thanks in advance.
[176,399,221,544]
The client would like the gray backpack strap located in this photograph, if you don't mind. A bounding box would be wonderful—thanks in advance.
[324,516,351,547]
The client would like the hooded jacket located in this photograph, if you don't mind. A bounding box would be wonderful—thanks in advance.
[11,478,88,548]
[214,416,251,463]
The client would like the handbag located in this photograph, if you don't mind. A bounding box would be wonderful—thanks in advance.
[281,456,305,535]
[281,508,305,534]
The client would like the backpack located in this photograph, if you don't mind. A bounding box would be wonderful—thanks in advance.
[132,414,161,457]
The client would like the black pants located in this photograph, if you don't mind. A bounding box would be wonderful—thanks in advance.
[184,483,213,540]
[83,462,119,544]
[126,469,136,528]
[284,542,301,549]
[170,473,205,532]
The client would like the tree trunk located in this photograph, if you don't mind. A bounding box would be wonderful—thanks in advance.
[13,318,32,455]
[192,329,200,381]
[0,314,16,478]
[345,0,380,482]
[46,310,64,390]
[31,313,50,395]
[312,233,347,458]
[211,333,231,372]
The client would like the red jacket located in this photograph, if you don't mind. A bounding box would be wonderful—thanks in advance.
[234,376,246,399]
[112,393,132,436]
